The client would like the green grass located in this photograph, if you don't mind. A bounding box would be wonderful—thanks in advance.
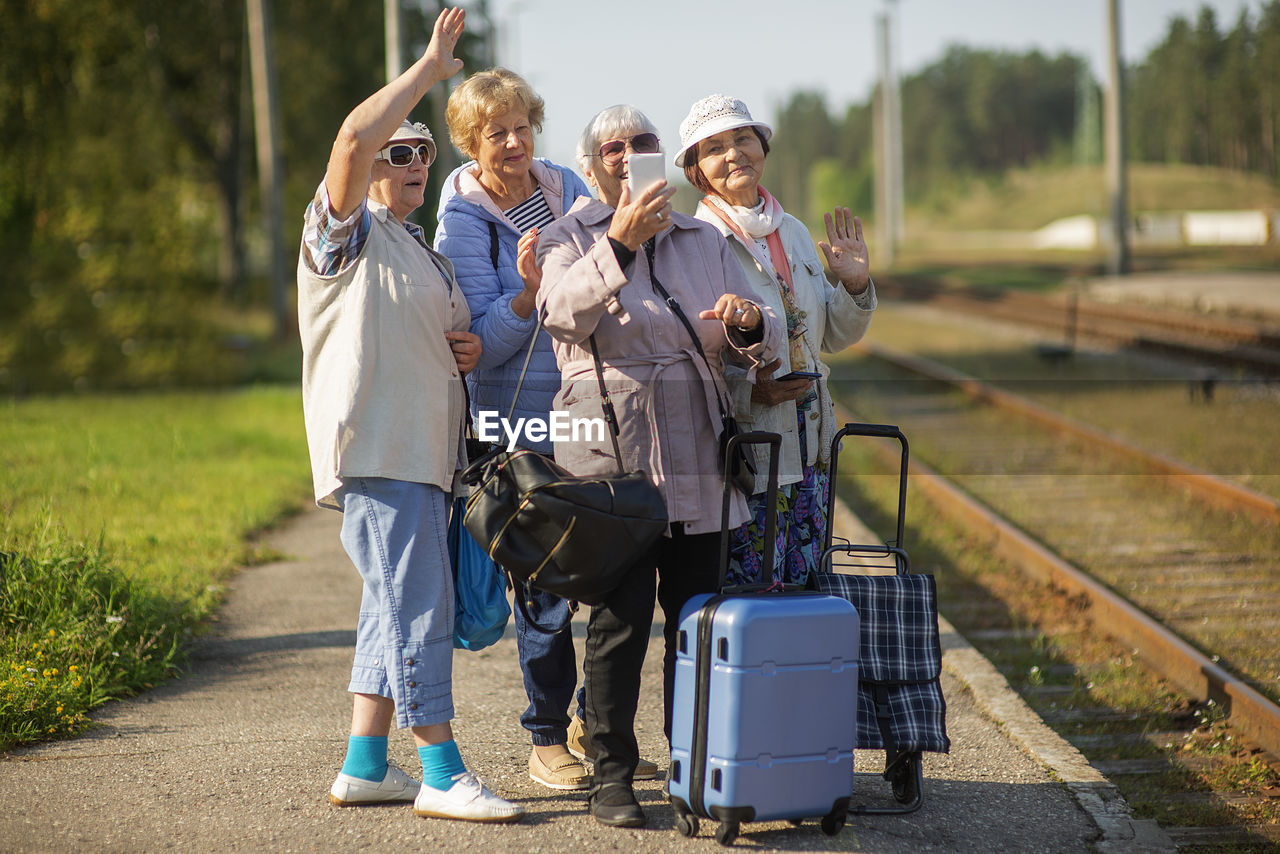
[910,163,1280,233]
[0,385,311,748]
[1,536,189,744]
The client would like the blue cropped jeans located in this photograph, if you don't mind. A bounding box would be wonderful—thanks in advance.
[339,477,454,730]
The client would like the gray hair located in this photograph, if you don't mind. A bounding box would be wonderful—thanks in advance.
[575,104,661,175]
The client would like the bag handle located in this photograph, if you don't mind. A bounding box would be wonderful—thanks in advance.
[718,430,781,590]
[824,423,908,554]
[512,578,577,635]
[465,309,628,634]
[467,310,625,474]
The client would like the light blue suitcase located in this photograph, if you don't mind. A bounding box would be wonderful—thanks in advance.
[667,432,859,846]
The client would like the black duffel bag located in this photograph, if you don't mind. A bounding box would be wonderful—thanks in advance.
[459,328,667,608]
[461,448,666,606]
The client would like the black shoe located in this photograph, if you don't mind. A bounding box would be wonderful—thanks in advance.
[588,783,646,828]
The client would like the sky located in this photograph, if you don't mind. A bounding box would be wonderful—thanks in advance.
[469,0,1263,171]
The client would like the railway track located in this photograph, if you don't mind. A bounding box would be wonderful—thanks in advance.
[825,336,1280,849]
[877,277,1280,377]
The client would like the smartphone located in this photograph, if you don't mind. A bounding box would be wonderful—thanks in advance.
[626,152,666,196]
[775,369,821,382]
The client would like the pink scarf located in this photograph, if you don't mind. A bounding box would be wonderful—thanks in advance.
[701,187,793,294]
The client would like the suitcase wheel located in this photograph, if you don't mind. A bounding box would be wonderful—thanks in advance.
[821,810,845,836]
[715,820,740,846]
[673,808,699,838]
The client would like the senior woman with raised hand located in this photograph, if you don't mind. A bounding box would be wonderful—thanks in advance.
[296,7,523,824]
[535,104,781,828]
[433,68,658,792]
[676,94,877,588]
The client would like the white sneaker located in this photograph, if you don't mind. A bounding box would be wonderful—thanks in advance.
[413,771,525,823]
[329,762,421,806]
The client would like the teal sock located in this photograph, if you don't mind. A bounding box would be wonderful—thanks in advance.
[340,735,388,782]
[418,740,466,791]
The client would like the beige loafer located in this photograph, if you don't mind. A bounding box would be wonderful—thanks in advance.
[529,746,591,791]
[567,715,660,781]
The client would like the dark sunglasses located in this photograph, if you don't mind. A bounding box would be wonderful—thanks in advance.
[593,133,660,167]
[374,143,432,167]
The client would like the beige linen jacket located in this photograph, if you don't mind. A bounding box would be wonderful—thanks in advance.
[298,196,471,509]
[695,201,876,492]
[536,198,781,535]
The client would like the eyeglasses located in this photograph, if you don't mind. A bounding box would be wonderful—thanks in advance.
[591,133,660,167]
[374,143,432,167]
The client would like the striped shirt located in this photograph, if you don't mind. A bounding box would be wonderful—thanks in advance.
[300,182,429,276]
[504,186,555,233]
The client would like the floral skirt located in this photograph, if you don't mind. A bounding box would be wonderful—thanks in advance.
[725,411,830,587]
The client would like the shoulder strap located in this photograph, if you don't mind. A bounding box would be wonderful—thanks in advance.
[586,335,626,473]
[487,220,500,270]
[642,239,730,422]
[508,311,626,471]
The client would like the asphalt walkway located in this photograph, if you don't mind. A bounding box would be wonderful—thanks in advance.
[1,491,1180,853]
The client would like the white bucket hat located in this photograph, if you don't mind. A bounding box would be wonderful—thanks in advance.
[674,94,773,168]
[384,120,437,167]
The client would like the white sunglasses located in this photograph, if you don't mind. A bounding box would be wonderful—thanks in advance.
[374,143,432,167]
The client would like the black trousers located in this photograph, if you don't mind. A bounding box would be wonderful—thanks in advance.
[582,524,721,787]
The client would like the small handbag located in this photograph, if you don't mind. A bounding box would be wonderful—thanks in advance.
[461,381,496,465]
[460,319,668,609]
[447,496,510,651]
[719,413,756,497]
[643,241,757,496]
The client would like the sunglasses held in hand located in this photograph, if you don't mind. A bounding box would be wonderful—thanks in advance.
[374,143,433,167]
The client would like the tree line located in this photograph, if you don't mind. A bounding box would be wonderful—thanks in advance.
[2,0,472,393]
[2,2,1276,394]
[768,2,1280,228]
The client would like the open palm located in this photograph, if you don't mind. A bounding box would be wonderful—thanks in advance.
[817,207,870,293]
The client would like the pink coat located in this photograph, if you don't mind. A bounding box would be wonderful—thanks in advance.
[536,198,781,534]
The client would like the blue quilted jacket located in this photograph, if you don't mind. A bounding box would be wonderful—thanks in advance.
[434,158,592,453]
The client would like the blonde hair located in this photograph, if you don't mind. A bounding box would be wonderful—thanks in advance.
[445,68,546,159]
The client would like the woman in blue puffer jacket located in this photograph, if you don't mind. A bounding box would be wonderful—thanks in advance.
[433,68,659,790]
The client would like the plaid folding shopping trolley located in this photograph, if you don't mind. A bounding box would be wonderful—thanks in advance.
[812,423,949,814]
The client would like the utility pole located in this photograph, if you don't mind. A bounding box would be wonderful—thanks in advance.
[384,0,403,85]
[888,1,905,248]
[875,10,902,267]
[476,0,497,67]
[1105,0,1130,275]
[246,0,289,339]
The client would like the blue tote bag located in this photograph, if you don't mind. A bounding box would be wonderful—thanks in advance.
[448,496,510,651]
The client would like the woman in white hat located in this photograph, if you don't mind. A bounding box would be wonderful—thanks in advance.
[675,94,877,587]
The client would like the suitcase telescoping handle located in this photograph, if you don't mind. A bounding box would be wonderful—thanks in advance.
[824,423,909,554]
[718,430,782,590]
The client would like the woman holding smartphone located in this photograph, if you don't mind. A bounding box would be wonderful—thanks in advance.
[676,94,878,587]
[535,104,780,828]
